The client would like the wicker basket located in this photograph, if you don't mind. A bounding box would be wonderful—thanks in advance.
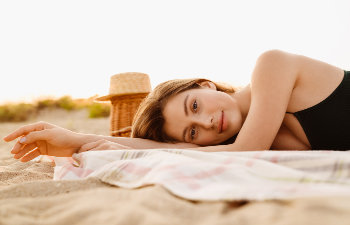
[95,72,151,137]
[109,93,148,137]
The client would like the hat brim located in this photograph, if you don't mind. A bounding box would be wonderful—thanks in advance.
[94,92,150,102]
[94,94,114,102]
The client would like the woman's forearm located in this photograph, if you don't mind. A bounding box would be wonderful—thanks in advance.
[77,133,198,149]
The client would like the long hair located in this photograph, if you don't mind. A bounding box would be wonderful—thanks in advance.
[131,78,236,142]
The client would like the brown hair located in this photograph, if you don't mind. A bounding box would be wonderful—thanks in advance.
[131,78,236,142]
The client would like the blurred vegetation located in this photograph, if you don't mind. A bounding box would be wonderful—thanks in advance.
[0,95,110,122]
[0,103,36,122]
[88,103,111,118]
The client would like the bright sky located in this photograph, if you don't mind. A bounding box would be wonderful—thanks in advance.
[0,0,349,104]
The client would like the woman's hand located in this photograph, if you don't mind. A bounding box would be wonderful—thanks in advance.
[3,121,84,162]
[78,139,132,153]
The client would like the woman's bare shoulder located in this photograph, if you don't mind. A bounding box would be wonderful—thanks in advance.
[285,51,344,113]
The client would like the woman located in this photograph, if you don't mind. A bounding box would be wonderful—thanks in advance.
[3,50,350,162]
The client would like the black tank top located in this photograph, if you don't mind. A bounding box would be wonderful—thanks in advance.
[286,70,350,150]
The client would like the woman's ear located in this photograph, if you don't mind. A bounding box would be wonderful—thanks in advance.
[197,81,217,90]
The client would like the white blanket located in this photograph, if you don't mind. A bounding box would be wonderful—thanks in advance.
[53,149,350,201]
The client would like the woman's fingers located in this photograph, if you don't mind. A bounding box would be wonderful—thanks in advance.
[3,121,52,142]
[13,143,37,159]
[10,130,49,156]
[11,136,32,155]
[14,140,49,161]
[20,149,41,162]
[20,130,48,145]
[3,123,37,142]
[10,140,25,154]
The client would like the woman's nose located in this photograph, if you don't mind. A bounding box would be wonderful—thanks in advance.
[195,116,214,129]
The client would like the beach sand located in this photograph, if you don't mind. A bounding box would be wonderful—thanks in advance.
[1,109,350,225]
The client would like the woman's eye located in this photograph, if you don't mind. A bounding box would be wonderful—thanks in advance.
[190,127,196,139]
[192,100,198,112]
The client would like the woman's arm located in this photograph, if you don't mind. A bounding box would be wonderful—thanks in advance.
[235,50,299,150]
[3,121,198,162]
[77,133,198,150]
[193,50,301,152]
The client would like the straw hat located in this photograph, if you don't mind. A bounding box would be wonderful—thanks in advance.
[95,72,151,101]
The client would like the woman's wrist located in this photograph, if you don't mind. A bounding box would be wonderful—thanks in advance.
[74,132,96,151]
[74,133,112,150]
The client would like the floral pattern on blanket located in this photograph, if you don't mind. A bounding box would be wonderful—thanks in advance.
[53,149,350,201]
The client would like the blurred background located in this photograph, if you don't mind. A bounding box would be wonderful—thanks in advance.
[0,0,349,128]
[1,0,349,104]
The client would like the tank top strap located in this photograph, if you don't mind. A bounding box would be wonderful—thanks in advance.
[286,111,294,114]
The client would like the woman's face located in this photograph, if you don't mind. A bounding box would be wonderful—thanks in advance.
[162,82,243,146]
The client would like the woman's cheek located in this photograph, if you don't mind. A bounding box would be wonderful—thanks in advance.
[198,133,216,146]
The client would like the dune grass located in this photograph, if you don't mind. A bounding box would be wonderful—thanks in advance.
[0,96,110,122]
[0,103,36,122]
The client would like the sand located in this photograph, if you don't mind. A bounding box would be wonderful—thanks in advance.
[1,109,350,225]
